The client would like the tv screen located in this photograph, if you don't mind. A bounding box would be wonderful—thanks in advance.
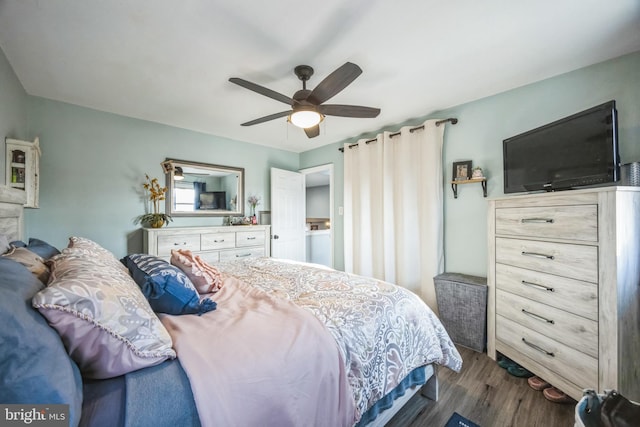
[199,191,226,210]
[503,100,619,194]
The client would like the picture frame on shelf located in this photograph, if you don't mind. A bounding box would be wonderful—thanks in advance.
[453,160,472,181]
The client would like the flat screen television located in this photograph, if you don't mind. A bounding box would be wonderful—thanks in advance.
[503,100,619,194]
[199,191,226,210]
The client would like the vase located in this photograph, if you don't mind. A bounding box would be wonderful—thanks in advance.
[150,218,165,228]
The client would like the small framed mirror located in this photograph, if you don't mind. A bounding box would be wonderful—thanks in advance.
[162,159,244,217]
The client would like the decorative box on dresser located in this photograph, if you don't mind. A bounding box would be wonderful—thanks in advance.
[143,225,270,263]
[487,186,640,402]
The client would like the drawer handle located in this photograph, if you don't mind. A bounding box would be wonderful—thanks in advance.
[521,251,554,260]
[521,280,554,292]
[173,242,188,246]
[521,309,555,324]
[214,239,225,243]
[236,253,252,258]
[246,237,256,240]
[522,338,555,357]
[521,218,554,224]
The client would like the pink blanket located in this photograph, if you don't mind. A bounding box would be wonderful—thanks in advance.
[214,258,463,419]
[160,277,356,427]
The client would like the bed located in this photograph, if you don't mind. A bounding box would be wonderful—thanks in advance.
[0,187,462,427]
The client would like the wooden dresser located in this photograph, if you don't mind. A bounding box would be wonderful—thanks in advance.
[143,225,270,263]
[487,186,640,401]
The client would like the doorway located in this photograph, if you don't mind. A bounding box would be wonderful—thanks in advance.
[300,164,334,268]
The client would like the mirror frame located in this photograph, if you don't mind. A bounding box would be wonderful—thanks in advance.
[162,158,245,217]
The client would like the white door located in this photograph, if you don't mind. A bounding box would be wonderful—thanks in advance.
[270,168,305,261]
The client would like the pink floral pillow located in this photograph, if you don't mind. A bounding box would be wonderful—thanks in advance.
[170,249,223,294]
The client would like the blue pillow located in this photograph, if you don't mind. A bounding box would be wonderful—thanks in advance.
[27,238,61,259]
[121,254,216,315]
[9,239,26,248]
[0,257,83,426]
[9,238,60,260]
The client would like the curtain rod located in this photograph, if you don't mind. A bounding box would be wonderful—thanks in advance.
[338,117,458,152]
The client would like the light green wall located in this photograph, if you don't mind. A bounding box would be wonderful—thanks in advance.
[23,98,298,257]
[439,52,639,275]
[2,45,638,274]
[300,51,640,276]
[0,46,29,180]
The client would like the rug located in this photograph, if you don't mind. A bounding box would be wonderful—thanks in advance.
[444,412,481,427]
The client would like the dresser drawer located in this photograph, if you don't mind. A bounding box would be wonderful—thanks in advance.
[496,316,597,390]
[201,232,236,251]
[495,205,598,242]
[198,251,220,263]
[219,247,265,261]
[496,263,598,321]
[495,237,598,283]
[236,230,266,248]
[157,234,201,256]
[496,290,597,357]
[144,226,270,262]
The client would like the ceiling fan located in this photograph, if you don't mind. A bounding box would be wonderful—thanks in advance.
[229,62,380,138]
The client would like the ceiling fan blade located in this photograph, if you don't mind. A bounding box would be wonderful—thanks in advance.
[229,77,294,105]
[306,62,362,105]
[304,125,320,138]
[241,110,292,126]
[319,104,380,118]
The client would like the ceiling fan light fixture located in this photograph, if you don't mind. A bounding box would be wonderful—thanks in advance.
[289,109,324,129]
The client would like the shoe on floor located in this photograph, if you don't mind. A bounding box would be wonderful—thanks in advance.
[507,364,534,378]
[497,356,517,370]
[527,376,551,391]
[543,386,574,403]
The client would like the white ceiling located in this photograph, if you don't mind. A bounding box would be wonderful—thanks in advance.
[0,1,638,153]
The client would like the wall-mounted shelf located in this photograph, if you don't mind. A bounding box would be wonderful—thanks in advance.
[451,178,487,199]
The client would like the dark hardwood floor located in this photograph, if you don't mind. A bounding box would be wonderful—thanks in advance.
[386,346,576,427]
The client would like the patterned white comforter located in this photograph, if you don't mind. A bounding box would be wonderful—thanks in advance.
[215,258,463,420]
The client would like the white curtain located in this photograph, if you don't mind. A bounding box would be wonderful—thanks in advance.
[344,119,445,310]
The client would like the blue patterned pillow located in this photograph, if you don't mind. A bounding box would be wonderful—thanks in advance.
[122,254,216,315]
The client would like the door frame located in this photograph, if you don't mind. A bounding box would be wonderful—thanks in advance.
[300,164,334,268]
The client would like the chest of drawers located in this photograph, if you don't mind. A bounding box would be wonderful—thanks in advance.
[487,187,640,401]
[143,225,270,263]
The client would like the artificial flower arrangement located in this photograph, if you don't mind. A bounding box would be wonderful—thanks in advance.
[247,195,261,225]
[135,174,172,228]
[247,195,260,217]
